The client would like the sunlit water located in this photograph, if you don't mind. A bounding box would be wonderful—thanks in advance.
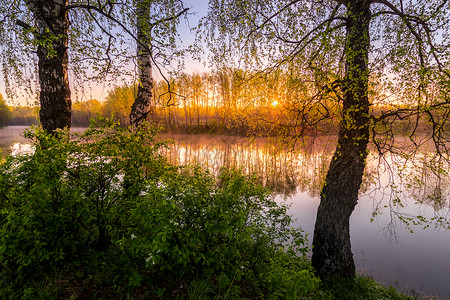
[1,126,450,299]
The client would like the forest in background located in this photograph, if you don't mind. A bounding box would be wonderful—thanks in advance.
[1,68,425,136]
[1,0,450,298]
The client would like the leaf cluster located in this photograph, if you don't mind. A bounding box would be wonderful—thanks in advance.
[0,121,318,298]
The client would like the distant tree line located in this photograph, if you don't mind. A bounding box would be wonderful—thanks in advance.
[0,95,11,127]
[74,68,346,135]
[66,68,344,135]
[0,93,38,127]
[2,68,435,136]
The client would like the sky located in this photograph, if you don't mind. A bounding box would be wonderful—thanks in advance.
[180,0,210,70]
[3,0,210,107]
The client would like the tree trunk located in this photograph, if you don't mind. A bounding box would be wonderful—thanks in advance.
[184,97,188,132]
[25,0,71,133]
[130,0,154,128]
[312,0,371,279]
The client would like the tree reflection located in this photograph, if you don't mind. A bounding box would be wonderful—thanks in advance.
[402,155,449,211]
[2,129,448,233]
[364,138,450,239]
[160,134,373,198]
[160,134,450,234]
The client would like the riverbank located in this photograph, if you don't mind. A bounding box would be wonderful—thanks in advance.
[0,125,414,299]
[1,125,447,298]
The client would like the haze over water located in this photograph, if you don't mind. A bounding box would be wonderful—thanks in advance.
[2,126,450,299]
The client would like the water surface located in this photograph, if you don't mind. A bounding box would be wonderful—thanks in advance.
[1,126,449,298]
[160,133,450,299]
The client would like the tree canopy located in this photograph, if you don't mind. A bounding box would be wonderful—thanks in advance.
[205,0,450,278]
[1,0,450,283]
[0,0,189,132]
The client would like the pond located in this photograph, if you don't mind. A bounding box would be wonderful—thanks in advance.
[1,126,449,299]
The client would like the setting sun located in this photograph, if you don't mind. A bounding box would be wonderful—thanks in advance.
[2,0,449,296]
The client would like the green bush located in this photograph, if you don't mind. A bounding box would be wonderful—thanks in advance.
[0,121,319,298]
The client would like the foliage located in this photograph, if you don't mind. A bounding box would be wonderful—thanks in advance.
[0,94,11,127]
[0,122,320,298]
[101,85,136,127]
[310,275,412,300]
[71,99,103,127]
[6,106,38,126]
[0,0,189,103]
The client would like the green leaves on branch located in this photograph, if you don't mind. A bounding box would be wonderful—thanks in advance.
[0,121,316,298]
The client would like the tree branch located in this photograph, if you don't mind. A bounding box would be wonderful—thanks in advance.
[373,0,449,78]
[151,8,189,29]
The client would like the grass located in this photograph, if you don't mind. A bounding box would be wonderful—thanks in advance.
[0,123,416,299]
[312,275,413,300]
[5,264,413,299]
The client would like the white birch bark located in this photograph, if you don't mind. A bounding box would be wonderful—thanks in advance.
[130,0,154,128]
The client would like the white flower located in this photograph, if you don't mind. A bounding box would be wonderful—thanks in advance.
[145,254,155,265]
[168,219,179,226]
[156,181,166,189]
[11,143,35,156]
[131,234,136,239]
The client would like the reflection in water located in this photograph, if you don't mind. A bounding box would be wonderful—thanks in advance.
[159,134,423,207]
[401,155,450,211]
[1,127,450,297]
[160,134,337,198]
[159,134,450,230]
[367,152,450,236]
[0,126,30,156]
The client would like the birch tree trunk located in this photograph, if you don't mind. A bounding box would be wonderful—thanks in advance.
[130,0,154,128]
[25,0,71,133]
[311,0,371,279]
